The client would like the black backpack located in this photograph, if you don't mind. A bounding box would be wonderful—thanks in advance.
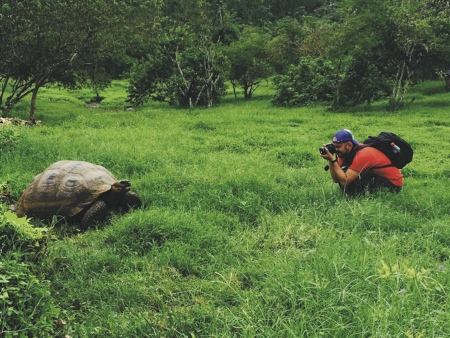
[358,132,413,169]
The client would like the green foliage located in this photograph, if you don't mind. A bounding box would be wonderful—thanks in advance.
[335,0,450,106]
[0,209,57,337]
[213,23,241,45]
[127,48,172,106]
[272,53,393,109]
[2,0,448,117]
[267,17,306,74]
[223,0,338,26]
[337,56,391,106]
[0,183,12,205]
[0,256,59,337]
[0,0,150,120]
[0,208,49,256]
[272,56,334,106]
[0,127,19,152]
[127,7,228,108]
[127,43,227,108]
[268,16,335,74]
[225,26,273,99]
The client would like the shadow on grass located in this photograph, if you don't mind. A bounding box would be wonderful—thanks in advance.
[409,82,447,96]
[325,97,450,116]
[221,93,274,105]
[410,100,450,108]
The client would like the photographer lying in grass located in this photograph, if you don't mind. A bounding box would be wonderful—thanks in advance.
[320,129,403,195]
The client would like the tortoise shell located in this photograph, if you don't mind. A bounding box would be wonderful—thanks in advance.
[16,160,119,219]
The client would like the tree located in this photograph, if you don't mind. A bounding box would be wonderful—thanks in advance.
[225,26,273,99]
[267,16,336,75]
[127,1,229,108]
[0,0,139,122]
[127,29,227,108]
[423,4,450,88]
[385,0,434,107]
[266,17,306,74]
[337,0,448,108]
[223,0,335,26]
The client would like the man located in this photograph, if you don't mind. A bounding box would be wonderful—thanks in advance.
[320,129,403,195]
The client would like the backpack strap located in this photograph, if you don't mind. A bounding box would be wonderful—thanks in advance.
[370,164,394,170]
[340,144,364,171]
[323,144,395,172]
[342,145,394,171]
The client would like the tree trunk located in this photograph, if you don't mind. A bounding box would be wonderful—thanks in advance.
[332,80,340,110]
[29,84,40,123]
[390,62,406,106]
[444,73,450,91]
[231,80,237,98]
[1,105,9,118]
[0,75,10,108]
[437,71,450,91]
[243,83,249,99]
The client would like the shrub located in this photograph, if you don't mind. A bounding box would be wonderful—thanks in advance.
[0,209,49,256]
[0,182,12,205]
[0,208,58,337]
[272,55,391,109]
[272,56,334,107]
[337,56,391,107]
[0,257,60,337]
[127,45,227,108]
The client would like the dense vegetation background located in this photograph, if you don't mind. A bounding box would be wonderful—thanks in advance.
[1,0,450,337]
[2,0,450,120]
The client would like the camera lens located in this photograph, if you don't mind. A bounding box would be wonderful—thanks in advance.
[320,143,336,155]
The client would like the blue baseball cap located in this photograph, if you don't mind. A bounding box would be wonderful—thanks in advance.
[333,129,359,145]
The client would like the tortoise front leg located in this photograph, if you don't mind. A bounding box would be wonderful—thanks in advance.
[119,191,142,212]
[80,200,108,230]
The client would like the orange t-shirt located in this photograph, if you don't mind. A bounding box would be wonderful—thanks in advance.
[338,147,403,186]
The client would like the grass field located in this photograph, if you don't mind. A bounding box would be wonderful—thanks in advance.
[1,80,450,337]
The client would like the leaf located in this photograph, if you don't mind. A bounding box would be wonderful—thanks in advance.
[4,211,18,222]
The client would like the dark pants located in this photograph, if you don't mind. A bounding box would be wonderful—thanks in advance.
[340,172,402,195]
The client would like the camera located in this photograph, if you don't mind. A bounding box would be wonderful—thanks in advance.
[319,143,336,155]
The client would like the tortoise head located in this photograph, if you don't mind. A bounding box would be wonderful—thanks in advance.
[111,180,131,194]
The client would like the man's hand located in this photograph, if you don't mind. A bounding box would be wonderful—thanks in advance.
[320,145,335,162]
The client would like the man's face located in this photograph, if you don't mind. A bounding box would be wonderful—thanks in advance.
[332,138,353,158]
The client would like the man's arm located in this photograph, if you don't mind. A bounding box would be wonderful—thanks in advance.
[320,148,360,186]
[328,161,360,186]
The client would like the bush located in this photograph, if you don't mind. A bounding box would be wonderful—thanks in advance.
[272,56,334,107]
[272,55,391,109]
[337,56,391,107]
[0,209,49,256]
[0,257,60,337]
[0,182,12,205]
[127,45,227,108]
[0,208,58,337]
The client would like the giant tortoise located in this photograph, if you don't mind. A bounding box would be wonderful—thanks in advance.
[16,160,141,229]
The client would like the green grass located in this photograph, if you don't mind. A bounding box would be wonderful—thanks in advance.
[1,80,450,337]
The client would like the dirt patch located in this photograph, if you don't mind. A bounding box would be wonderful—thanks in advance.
[0,117,42,126]
[86,102,100,108]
